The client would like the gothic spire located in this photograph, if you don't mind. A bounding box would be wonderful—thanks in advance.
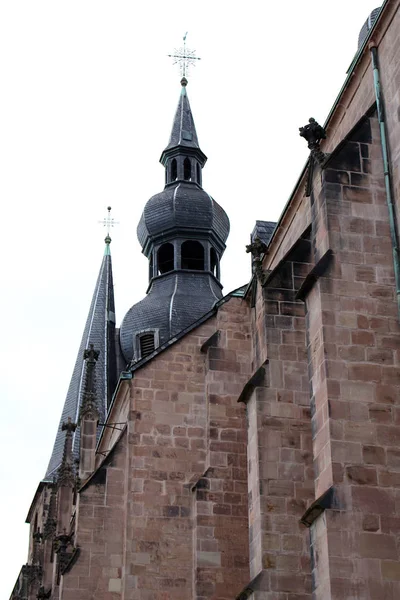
[44,241,118,479]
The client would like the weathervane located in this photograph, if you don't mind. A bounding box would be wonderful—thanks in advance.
[168,33,201,79]
[99,206,119,245]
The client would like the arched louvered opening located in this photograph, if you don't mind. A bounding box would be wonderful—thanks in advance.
[181,240,205,270]
[139,332,155,358]
[157,243,174,274]
[171,158,177,182]
[184,157,191,181]
[196,162,201,185]
[149,252,154,280]
[210,247,218,276]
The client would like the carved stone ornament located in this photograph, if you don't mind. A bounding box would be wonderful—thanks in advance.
[21,564,43,586]
[79,391,99,422]
[61,417,77,435]
[246,237,268,284]
[299,117,327,165]
[84,343,100,363]
[57,418,78,487]
[246,237,267,259]
[43,480,57,539]
[54,530,72,571]
[80,344,100,423]
[54,529,80,578]
[32,530,43,543]
[57,462,75,488]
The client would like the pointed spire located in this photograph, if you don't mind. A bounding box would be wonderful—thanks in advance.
[160,80,207,177]
[165,78,200,150]
[44,238,118,479]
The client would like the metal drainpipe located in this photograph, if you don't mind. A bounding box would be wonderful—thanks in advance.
[370,46,400,320]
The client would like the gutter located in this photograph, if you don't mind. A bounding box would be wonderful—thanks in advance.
[370,44,400,320]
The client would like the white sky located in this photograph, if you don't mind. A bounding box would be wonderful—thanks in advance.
[0,0,380,594]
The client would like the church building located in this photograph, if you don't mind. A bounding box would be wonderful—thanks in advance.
[10,1,400,598]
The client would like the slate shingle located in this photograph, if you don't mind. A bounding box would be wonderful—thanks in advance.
[45,249,118,479]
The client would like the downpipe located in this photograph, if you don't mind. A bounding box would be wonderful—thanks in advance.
[370,45,400,321]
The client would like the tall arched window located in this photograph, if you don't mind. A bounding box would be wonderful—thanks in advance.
[171,159,177,182]
[149,253,154,280]
[196,163,201,184]
[181,240,204,270]
[157,243,174,274]
[210,247,218,276]
[184,157,191,181]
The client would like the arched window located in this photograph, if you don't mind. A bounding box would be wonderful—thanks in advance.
[157,243,174,274]
[139,332,155,358]
[196,163,201,184]
[171,158,177,182]
[184,157,191,181]
[149,252,154,280]
[210,247,218,276]
[181,240,204,270]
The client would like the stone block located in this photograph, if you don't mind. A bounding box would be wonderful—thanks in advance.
[197,551,221,567]
[108,578,122,592]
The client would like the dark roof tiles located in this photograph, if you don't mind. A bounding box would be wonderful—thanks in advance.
[251,220,276,246]
[164,85,200,151]
[119,271,222,363]
[45,249,117,479]
[137,182,230,249]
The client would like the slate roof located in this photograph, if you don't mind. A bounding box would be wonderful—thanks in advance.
[119,270,223,363]
[45,244,118,479]
[164,83,200,151]
[251,220,277,246]
[137,182,230,250]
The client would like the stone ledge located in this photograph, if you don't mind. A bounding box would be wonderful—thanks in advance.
[300,486,338,527]
[237,363,268,404]
[296,249,334,301]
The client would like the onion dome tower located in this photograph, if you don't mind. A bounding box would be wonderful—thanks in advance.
[120,77,230,364]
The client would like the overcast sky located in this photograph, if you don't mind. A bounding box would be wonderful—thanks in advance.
[0,0,380,594]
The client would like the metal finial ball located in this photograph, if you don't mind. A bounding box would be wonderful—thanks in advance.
[180,77,188,87]
[105,234,111,244]
[107,206,111,211]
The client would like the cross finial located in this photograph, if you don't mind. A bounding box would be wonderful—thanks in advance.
[99,206,119,247]
[84,343,99,364]
[168,33,201,81]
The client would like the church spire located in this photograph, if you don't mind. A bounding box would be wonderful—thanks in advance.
[161,35,206,182]
[44,229,118,479]
[121,66,230,364]
[164,78,201,151]
[160,79,207,186]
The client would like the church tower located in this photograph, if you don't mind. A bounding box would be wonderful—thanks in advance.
[45,226,118,480]
[119,77,230,364]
